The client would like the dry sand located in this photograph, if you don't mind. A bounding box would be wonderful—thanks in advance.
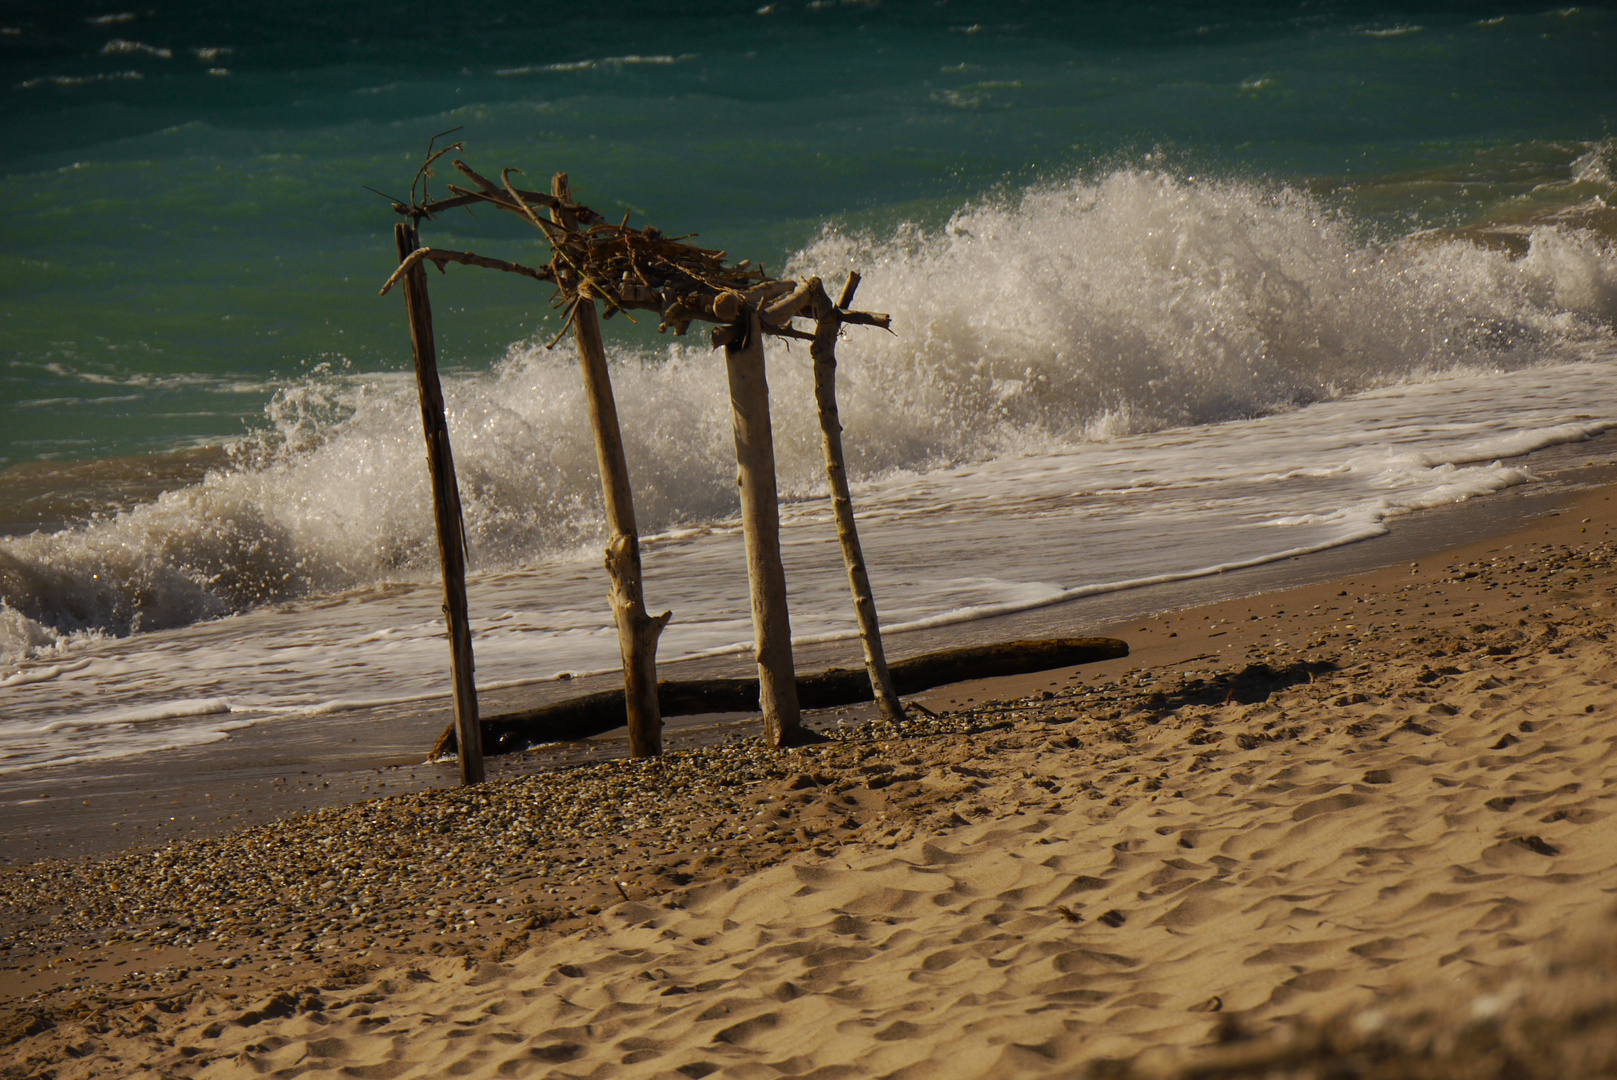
[4,482,1617,1079]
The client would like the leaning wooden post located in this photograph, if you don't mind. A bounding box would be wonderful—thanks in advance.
[808,272,905,723]
[724,303,804,746]
[551,173,670,758]
[394,223,484,785]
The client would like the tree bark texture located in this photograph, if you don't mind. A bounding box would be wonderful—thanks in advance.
[552,173,669,758]
[395,222,484,785]
[429,637,1131,758]
[724,304,803,747]
[808,273,905,723]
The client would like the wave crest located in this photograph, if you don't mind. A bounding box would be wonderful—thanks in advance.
[3,168,1614,662]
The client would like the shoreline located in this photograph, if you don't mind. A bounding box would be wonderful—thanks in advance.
[3,433,1613,868]
[3,455,1616,1075]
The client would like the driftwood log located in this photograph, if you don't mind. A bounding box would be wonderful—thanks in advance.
[429,636,1129,759]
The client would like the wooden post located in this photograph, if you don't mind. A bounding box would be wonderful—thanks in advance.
[809,272,905,723]
[394,222,484,785]
[724,303,804,746]
[551,174,670,758]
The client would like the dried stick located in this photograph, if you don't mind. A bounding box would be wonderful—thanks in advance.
[542,297,582,350]
[762,278,817,326]
[553,172,669,759]
[499,168,572,246]
[725,303,806,747]
[836,270,861,309]
[838,309,892,330]
[394,223,484,785]
[409,127,464,207]
[379,247,555,295]
[809,272,904,723]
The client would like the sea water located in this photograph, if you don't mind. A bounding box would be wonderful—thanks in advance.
[2,2,1615,773]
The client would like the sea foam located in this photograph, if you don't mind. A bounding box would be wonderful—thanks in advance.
[2,170,1614,666]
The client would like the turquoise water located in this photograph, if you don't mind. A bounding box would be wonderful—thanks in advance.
[4,2,1617,772]
[3,1,1613,466]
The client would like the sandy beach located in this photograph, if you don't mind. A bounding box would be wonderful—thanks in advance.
[4,476,1616,1078]
[4,4,1614,1077]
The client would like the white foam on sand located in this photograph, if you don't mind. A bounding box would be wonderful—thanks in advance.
[2,170,1615,769]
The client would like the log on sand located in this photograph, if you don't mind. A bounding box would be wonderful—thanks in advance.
[430,637,1128,759]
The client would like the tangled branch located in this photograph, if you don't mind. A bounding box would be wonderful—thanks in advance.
[379,147,892,346]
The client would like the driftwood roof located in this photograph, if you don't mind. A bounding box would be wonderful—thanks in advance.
[379,151,889,349]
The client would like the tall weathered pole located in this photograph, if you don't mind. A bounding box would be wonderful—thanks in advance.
[551,173,670,758]
[724,303,804,746]
[394,222,484,785]
[809,272,905,723]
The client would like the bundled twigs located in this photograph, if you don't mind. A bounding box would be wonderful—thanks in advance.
[378,156,891,345]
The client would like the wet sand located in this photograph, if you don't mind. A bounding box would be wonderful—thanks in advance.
[3,472,1616,1077]
[4,437,1611,870]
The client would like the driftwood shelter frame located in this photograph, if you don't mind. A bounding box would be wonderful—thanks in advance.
[380,147,908,783]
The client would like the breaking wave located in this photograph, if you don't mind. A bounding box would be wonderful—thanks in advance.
[3,168,1616,664]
